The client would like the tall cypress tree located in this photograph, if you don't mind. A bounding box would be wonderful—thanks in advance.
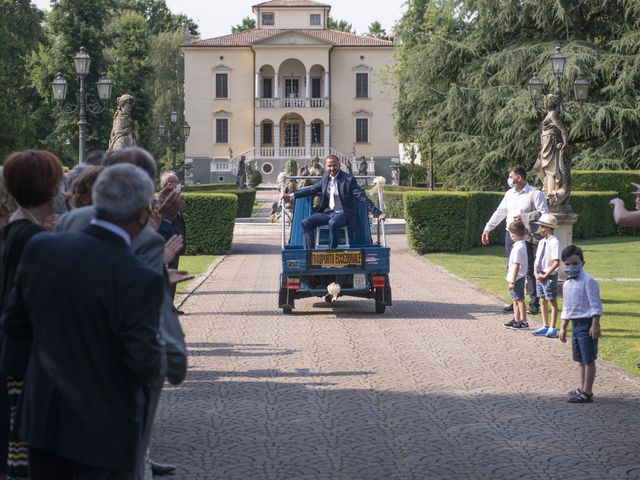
[394,0,640,190]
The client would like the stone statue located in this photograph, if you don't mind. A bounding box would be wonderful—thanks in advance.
[391,166,400,186]
[245,162,254,188]
[298,166,312,188]
[308,155,324,176]
[533,94,571,207]
[107,94,138,151]
[358,156,368,176]
[346,159,353,175]
[236,156,246,189]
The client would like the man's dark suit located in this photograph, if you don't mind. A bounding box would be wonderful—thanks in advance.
[293,170,382,249]
[1,225,164,476]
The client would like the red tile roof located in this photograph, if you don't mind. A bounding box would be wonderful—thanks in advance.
[253,0,330,7]
[187,29,394,48]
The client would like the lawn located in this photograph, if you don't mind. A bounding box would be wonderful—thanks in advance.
[176,255,217,295]
[427,237,640,375]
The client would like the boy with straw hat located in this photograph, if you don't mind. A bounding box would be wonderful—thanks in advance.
[532,213,561,338]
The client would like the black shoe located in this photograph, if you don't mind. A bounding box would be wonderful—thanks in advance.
[151,461,176,475]
[176,309,185,315]
[503,318,518,328]
[502,304,514,314]
[528,305,540,315]
[511,321,530,330]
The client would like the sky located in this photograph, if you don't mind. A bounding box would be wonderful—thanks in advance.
[31,0,408,40]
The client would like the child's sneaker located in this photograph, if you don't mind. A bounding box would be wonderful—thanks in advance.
[532,326,549,336]
[512,321,529,330]
[503,319,518,328]
[546,327,558,338]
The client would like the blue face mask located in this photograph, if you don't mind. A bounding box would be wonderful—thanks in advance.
[563,264,582,279]
[507,178,515,188]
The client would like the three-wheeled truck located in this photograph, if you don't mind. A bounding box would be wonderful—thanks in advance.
[278,175,392,314]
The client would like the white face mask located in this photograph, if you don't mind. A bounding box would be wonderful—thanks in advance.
[507,178,515,188]
[563,264,582,279]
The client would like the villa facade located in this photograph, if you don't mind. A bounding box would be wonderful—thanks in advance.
[182,0,398,184]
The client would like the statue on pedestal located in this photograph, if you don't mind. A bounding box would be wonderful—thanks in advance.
[533,94,571,207]
[358,156,368,176]
[308,155,324,176]
[236,156,246,189]
[108,94,138,151]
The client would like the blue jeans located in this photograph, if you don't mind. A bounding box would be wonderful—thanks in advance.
[302,211,348,249]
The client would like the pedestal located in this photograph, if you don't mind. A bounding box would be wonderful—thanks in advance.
[550,204,578,285]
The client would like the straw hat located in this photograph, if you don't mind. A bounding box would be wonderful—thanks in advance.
[535,213,558,228]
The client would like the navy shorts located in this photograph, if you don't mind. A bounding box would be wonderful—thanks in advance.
[536,274,558,300]
[509,277,526,300]
[572,318,598,363]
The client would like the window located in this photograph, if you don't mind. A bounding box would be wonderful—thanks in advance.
[262,12,274,25]
[311,122,322,145]
[285,78,300,98]
[311,78,321,98]
[216,119,228,144]
[262,162,274,174]
[356,72,368,98]
[310,14,321,26]
[284,122,300,147]
[216,73,228,98]
[262,78,272,98]
[356,118,369,143]
[262,123,273,145]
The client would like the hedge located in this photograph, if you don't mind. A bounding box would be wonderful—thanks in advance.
[573,170,640,207]
[183,183,238,191]
[181,193,237,255]
[404,190,618,254]
[183,187,256,218]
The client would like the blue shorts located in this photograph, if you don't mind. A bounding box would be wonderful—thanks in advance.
[536,274,558,300]
[572,318,598,363]
[509,277,526,300]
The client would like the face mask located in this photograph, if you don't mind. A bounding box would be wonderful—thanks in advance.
[507,178,515,188]
[563,264,582,279]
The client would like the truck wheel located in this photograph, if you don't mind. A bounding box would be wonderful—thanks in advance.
[374,288,385,314]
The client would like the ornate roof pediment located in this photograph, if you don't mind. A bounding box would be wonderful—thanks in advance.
[252,30,333,47]
[212,109,233,117]
[352,109,373,117]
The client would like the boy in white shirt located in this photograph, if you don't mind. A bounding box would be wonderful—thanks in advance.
[532,213,561,338]
[559,245,602,403]
[503,221,528,329]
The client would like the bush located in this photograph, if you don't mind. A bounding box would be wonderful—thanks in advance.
[182,193,237,255]
[573,170,640,207]
[570,191,618,240]
[183,183,238,191]
[399,163,428,187]
[182,187,256,218]
[466,192,505,247]
[405,192,470,253]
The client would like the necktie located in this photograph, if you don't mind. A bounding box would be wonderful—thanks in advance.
[329,177,335,210]
[537,241,546,273]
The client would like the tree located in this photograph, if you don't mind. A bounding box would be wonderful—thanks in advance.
[366,21,388,39]
[232,16,256,33]
[393,0,640,191]
[328,15,354,33]
[0,0,44,159]
[117,0,199,36]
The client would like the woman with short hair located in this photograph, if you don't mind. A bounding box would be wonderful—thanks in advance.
[0,149,63,480]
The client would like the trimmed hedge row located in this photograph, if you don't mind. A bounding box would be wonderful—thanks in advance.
[573,170,640,207]
[181,193,237,255]
[183,187,256,218]
[183,183,238,191]
[404,191,618,254]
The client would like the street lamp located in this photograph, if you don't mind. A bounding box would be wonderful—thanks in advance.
[526,46,590,112]
[158,107,190,173]
[51,47,113,164]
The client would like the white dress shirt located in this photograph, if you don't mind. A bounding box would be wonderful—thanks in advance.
[328,175,343,212]
[534,235,561,274]
[485,183,548,232]
[561,271,603,320]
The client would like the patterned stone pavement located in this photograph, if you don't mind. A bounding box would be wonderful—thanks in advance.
[152,229,640,479]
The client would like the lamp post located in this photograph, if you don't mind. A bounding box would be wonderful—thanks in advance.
[526,46,590,112]
[158,108,191,174]
[51,47,113,164]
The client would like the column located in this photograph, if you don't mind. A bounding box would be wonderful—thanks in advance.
[255,73,260,99]
[274,73,280,98]
[323,124,330,157]
[324,71,330,98]
[305,72,311,99]
[274,124,280,157]
[254,125,261,156]
[305,122,311,157]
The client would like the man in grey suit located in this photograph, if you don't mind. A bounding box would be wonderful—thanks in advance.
[55,147,185,478]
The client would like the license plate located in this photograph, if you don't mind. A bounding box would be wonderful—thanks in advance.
[353,274,366,289]
[308,250,363,269]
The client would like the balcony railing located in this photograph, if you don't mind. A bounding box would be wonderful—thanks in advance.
[259,147,275,157]
[280,147,306,157]
[254,97,329,109]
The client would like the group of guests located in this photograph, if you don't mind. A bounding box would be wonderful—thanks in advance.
[0,147,188,480]
[482,165,603,404]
